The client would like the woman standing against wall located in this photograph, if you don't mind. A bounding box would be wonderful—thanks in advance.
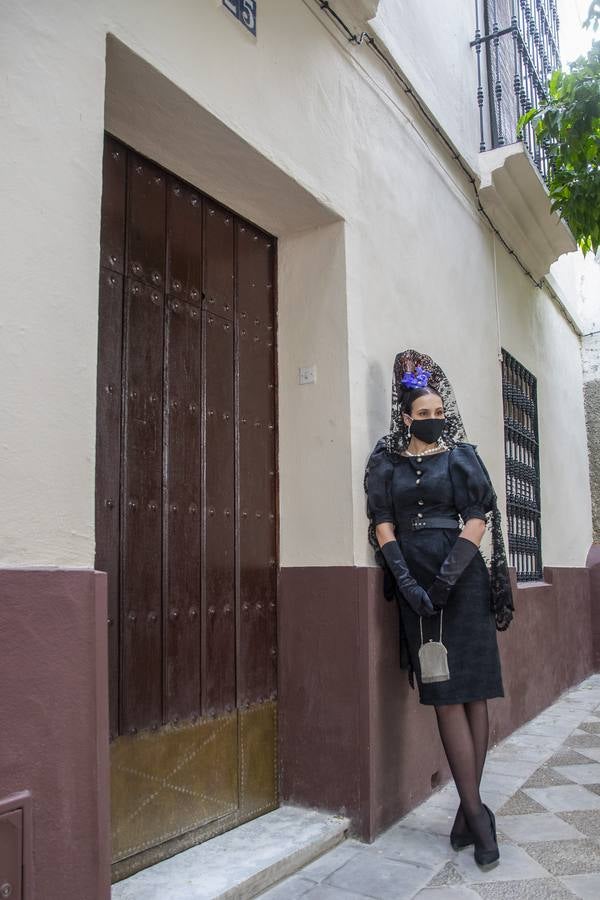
[364,349,514,871]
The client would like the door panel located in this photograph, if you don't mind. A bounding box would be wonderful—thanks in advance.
[203,202,235,320]
[126,153,166,289]
[238,221,277,707]
[163,292,202,722]
[166,176,203,306]
[96,134,278,881]
[121,277,164,734]
[204,312,236,714]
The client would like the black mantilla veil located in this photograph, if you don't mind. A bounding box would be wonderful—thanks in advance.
[363,349,515,668]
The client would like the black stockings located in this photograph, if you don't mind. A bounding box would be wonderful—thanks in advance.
[465,698,490,789]
[434,700,495,849]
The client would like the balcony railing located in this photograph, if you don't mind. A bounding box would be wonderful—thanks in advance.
[471,0,561,181]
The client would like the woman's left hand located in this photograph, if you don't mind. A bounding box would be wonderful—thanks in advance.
[427,576,452,610]
[425,534,482,609]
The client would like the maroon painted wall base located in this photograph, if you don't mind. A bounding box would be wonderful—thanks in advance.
[587,542,600,670]
[0,569,111,900]
[279,562,594,841]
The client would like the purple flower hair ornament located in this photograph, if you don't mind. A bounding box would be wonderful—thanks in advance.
[400,365,432,389]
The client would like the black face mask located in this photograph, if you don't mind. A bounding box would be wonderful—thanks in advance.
[408,416,446,444]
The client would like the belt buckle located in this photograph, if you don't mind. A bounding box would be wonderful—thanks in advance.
[411,519,426,530]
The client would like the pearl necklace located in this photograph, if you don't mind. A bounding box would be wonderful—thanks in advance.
[403,439,447,458]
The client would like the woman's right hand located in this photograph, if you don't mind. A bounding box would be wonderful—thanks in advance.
[378,535,437,617]
[402,583,437,617]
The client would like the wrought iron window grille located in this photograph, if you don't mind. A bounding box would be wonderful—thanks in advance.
[471,0,561,180]
[501,349,543,581]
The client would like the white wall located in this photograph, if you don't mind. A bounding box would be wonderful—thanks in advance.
[0,0,594,572]
[496,243,594,567]
[0,0,106,564]
[550,251,600,335]
[371,0,483,172]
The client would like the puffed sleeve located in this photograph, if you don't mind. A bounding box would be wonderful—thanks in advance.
[365,437,395,525]
[449,443,495,523]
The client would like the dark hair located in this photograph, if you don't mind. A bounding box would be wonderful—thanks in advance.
[400,385,443,417]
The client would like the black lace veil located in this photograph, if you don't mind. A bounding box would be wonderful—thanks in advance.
[364,348,514,632]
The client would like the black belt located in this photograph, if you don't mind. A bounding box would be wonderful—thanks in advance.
[396,515,460,532]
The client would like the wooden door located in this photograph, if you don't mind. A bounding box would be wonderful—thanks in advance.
[95,134,278,881]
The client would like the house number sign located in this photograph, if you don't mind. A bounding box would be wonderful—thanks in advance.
[222,0,257,36]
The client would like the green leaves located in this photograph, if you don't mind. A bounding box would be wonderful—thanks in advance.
[517,40,600,255]
[584,1,600,31]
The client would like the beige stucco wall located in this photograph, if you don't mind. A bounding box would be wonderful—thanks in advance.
[0,0,595,572]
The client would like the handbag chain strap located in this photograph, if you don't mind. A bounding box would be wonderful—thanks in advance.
[420,608,443,646]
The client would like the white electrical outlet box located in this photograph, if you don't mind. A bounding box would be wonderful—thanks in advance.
[299,365,316,385]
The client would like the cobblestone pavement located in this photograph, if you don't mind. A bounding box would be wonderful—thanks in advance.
[259,674,600,900]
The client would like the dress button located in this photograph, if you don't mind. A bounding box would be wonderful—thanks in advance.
[415,478,421,484]
[416,470,422,475]
[416,456,422,462]
[417,512,423,518]
[418,499,424,506]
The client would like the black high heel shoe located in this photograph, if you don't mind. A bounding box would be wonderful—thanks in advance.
[450,826,474,851]
[473,803,500,870]
[450,806,474,851]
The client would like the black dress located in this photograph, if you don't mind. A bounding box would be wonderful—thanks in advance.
[366,438,505,706]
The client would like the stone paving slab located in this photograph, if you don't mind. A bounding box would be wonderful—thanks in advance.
[258,674,600,899]
[569,746,600,764]
[493,813,583,843]
[559,872,600,899]
[484,759,541,779]
[553,764,600,784]
[522,784,600,812]
[323,850,433,898]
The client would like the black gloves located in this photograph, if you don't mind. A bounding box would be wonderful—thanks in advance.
[380,539,436,617]
[427,536,479,610]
